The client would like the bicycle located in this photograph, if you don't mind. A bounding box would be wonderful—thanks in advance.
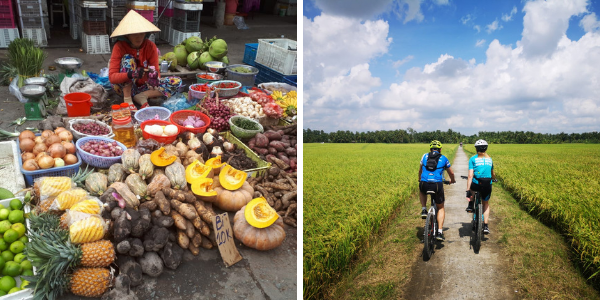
[461,176,497,252]
[422,180,451,260]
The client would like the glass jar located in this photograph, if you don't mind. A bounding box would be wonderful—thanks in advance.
[112,116,136,148]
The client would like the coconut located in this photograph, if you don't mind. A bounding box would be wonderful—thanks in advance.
[220,56,229,65]
[161,52,178,71]
[198,52,216,70]
[187,51,201,70]
[184,36,203,54]
[208,39,228,60]
[174,45,188,67]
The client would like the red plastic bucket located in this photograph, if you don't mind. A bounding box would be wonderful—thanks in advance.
[65,93,92,117]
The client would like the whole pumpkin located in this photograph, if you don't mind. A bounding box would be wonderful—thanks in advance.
[212,178,253,211]
[233,205,286,250]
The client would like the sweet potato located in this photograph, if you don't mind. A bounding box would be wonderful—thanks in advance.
[248,137,256,149]
[171,200,198,220]
[154,191,170,215]
[177,230,189,249]
[276,153,290,165]
[163,188,196,204]
[269,140,286,152]
[289,157,297,170]
[185,220,195,239]
[193,201,215,225]
[285,147,296,156]
[191,216,211,237]
[188,243,200,256]
[200,235,213,249]
[169,210,187,231]
[254,133,269,148]
[254,147,269,156]
[263,130,282,141]
[268,155,290,170]
[191,233,202,248]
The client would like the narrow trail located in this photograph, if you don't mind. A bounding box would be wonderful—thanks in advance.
[405,148,517,299]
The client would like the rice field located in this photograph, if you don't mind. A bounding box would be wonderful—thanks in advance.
[464,144,600,287]
[303,144,457,299]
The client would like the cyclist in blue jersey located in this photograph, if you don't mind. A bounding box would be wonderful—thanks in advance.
[419,140,456,241]
[465,139,496,234]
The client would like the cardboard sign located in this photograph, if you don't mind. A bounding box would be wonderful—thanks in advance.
[212,212,242,267]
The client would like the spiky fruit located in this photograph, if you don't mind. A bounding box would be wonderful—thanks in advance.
[70,267,111,298]
[59,213,68,230]
[70,199,102,214]
[38,199,53,213]
[79,240,115,268]
[69,216,105,244]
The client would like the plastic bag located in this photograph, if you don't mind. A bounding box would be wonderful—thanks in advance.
[50,188,88,211]
[162,93,193,112]
[9,75,27,103]
[35,176,76,200]
[69,196,104,215]
[67,212,107,244]
[99,67,109,78]
[233,16,249,30]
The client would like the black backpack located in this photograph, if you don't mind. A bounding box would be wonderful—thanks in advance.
[425,152,442,171]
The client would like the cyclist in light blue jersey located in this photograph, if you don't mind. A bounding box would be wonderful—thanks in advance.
[418,140,456,241]
[466,139,496,234]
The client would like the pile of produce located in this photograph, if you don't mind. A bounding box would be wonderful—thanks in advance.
[7,38,46,87]
[80,140,124,157]
[177,115,205,129]
[202,93,234,132]
[222,97,266,120]
[248,125,297,172]
[18,128,78,171]
[143,124,178,137]
[249,89,284,119]
[160,36,229,71]
[72,122,111,136]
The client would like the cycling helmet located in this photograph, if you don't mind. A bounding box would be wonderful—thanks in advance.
[475,139,488,152]
[429,140,442,149]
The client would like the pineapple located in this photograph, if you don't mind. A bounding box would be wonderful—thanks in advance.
[79,240,115,267]
[52,188,88,211]
[70,199,102,214]
[69,215,106,244]
[33,166,93,199]
[59,212,69,230]
[70,267,112,298]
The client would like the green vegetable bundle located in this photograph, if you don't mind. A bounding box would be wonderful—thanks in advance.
[8,38,47,87]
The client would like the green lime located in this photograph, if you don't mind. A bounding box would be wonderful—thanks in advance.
[0,290,5,296]
[0,240,7,252]
[12,254,24,264]
[19,279,29,289]
[0,221,10,234]
[0,257,5,271]
[0,276,15,293]
[0,204,5,210]
[10,224,25,238]
[7,211,23,224]
[3,261,21,277]
[0,210,8,221]
[0,251,13,262]
[19,260,31,271]
[3,229,18,244]
[7,286,21,294]
[21,269,33,277]
[8,242,23,255]
[8,200,21,211]
[18,236,27,244]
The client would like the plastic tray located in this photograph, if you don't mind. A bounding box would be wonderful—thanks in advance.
[254,63,285,85]
[134,106,172,123]
[81,32,110,54]
[169,110,210,134]
[168,28,200,47]
[21,28,47,47]
[283,75,297,87]
[0,28,19,48]
[0,141,26,194]
[220,131,270,178]
[69,119,114,140]
[140,119,179,144]
[17,137,83,186]
[75,136,126,169]
[255,38,297,75]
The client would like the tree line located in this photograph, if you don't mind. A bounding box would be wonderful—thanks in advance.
[303,128,600,144]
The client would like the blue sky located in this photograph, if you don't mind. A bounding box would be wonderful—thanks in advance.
[303,0,600,135]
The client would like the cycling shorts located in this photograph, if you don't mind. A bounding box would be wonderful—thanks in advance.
[419,181,445,204]
[470,178,492,201]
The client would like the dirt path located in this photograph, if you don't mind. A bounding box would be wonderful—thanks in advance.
[405,148,517,299]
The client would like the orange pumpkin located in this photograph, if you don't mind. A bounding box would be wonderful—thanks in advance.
[212,179,253,211]
[233,205,286,250]
[150,147,177,167]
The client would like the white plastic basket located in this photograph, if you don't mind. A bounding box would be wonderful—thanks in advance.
[0,28,20,48]
[169,29,200,47]
[81,32,110,54]
[126,1,156,10]
[173,2,202,10]
[22,28,47,47]
[69,119,114,140]
[255,38,297,75]
[158,23,171,42]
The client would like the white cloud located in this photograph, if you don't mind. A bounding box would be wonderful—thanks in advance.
[473,25,481,33]
[475,39,486,47]
[433,0,449,5]
[312,0,394,20]
[502,6,518,22]
[580,13,600,32]
[460,14,473,25]
[486,20,502,33]
[392,0,424,24]
[392,55,414,68]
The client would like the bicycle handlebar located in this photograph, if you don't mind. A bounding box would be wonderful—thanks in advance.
[460,175,498,183]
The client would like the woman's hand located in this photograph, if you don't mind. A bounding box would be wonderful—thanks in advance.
[127,68,144,79]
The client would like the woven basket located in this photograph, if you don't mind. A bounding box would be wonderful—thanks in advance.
[69,119,114,140]
[76,136,126,168]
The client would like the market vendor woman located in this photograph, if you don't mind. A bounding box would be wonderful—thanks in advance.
[109,10,181,111]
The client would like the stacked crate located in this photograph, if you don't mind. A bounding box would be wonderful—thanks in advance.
[78,0,110,54]
[125,0,157,43]
[108,0,127,34]
[0,0,19,47]
[157,0,171,42]
[16,0,48,46]
[168,2,201,46]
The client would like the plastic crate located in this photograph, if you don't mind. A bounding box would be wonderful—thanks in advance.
[171,17,199,32]
[220,131,270,178]
[173,2,202,10]
[70,14,80,39]
[0,0,13,14]
[0,28,19,47]
[158,15,171,26]
[17,138,83,186]
[108,17,122,32]
[80,6,107,21]
[127,8,153,22]
[169,28,199,46]
[17,0,43,17]
[81,32,110,54]
[110,0,126,6]
[126,0,155,10]
[283,75,296,87]
[21,16,43,28]
[157,0,171,8]
[22,28,47,47]
[255,38,297,75]
[254,62,286,85]
[173,8,200,21]
[158,6,173,17]
[82,20,106,34]
[243,43,258,66]
[110,6,126,19]
[158,22,171,42]
[0,17,15,28]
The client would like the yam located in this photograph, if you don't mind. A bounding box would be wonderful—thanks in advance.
[154,191,170,215]
[139,200,158,211]
[143,226,169,252]
[128,238,144,257]
[283,216,296,227]
[116,240,131,254]
[268,147,278,155]
[285,203,297,218]
[161,242,184,270]
[266,155,290,170]
[152,215,174,228]
[274,199,283,211]
[171,200,198,220]
[193,201,216,225]
[170,210,187,231]
[185,220,195,239]
[254,147,269,156]
[191,233,202,248]
[114,211,132,243]
[276,153,290,165]
[118,257,143,287]
[281,191,297,207]
[191,216,211,237]
[177,230,190,249]
[139,252,164,277]
[164,188,196,204]
[248,137,256,149]
[188,243,200,256]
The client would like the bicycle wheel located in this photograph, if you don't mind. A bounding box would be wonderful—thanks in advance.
[475,202,483,251]
[423,212,435,259]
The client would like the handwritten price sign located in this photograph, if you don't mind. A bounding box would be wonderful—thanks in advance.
[212,212,242,267]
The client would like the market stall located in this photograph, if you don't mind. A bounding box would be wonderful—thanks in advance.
[0,29,298,298]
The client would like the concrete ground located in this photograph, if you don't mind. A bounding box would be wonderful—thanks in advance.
[0,13,298,299]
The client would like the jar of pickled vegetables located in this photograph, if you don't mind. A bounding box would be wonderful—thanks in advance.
[112,116,136,148]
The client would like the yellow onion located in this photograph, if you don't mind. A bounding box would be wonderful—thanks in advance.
[38,155,55,169]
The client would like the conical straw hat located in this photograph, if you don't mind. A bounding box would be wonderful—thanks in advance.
[110,10,160,38]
